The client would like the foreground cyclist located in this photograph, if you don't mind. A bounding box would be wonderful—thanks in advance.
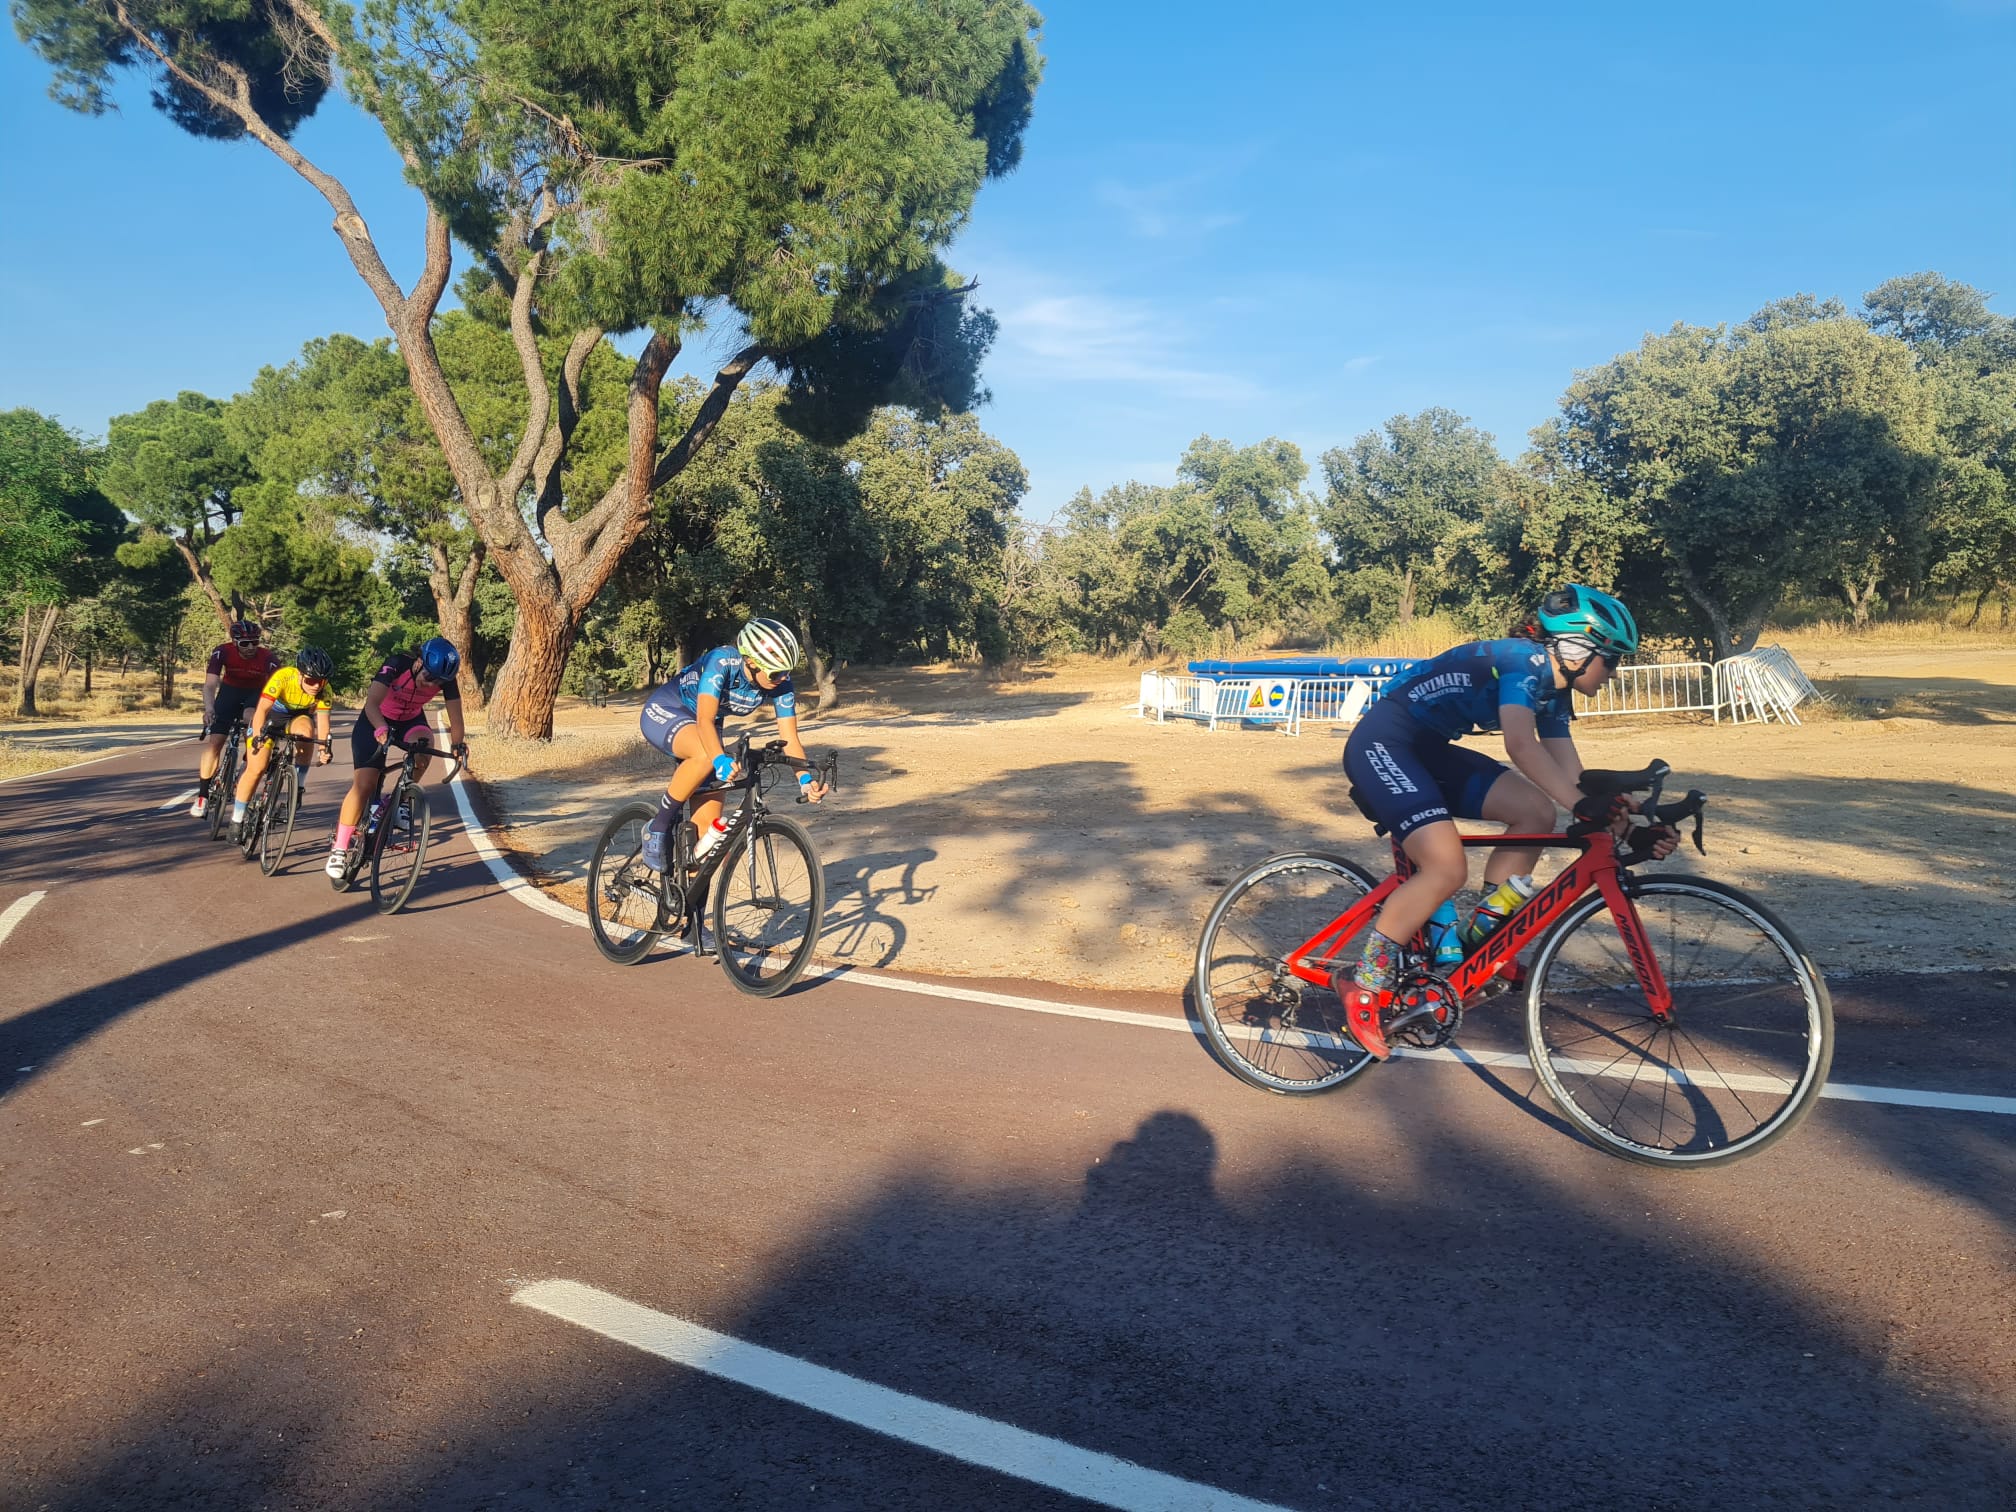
[191,620,281,819]
[325,637,471,879]
[637,617,828,873]
[1336,585,1677,1060]
[227,647,336,842]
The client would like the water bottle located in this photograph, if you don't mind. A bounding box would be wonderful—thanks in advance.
[1462,874,1538,951]
[692,814,731,865]
[1425,900,1466,970]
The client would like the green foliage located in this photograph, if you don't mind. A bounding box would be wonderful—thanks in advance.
[1321,409,1508,627]
[101,390,252,554]
[0,408,123,605]
[14,0,332,139]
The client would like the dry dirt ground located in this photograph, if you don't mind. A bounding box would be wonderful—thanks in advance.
[477,640,2016,991]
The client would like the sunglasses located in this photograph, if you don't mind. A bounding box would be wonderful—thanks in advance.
[300,673,326,687]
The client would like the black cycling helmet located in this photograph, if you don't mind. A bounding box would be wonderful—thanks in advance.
[419,636,461,682]
[297,646,335,681]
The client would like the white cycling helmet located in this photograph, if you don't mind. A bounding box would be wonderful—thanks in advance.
[737,616,801,674]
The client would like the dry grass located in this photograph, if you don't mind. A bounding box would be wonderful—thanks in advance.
[1774,619,2016,656]
[0,739,84,781]
[0,668,185,722]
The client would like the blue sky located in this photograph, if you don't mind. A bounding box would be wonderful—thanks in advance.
[3,2,2012,522]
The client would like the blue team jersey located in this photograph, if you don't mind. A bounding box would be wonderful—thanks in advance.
[1380,638,1572,740]
[673,645,798,721]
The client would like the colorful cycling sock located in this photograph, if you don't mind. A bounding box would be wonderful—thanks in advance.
[231,800,248,823]
[335,823,357,850]
[1352,930,1401,994]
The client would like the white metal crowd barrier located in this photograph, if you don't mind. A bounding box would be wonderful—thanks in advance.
[1573,660,1716,718]
[1715,645,1819,725]
[1137,649,1818,732]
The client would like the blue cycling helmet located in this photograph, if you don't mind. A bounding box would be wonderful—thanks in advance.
[1536,584,1639,659]
[420,636,461,682]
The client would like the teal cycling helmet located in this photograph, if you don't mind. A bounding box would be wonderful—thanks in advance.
[1537,584,1639,658]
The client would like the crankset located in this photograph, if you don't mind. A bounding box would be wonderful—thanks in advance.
[1386,969,1463,1051]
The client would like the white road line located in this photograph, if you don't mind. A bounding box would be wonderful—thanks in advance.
[514,1279,1290,1512]
[158,788,198,811]
[433,733,2016,1121]
[0,890,48,949]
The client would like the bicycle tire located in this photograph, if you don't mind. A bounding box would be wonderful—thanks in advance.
[587,801,664,965]
[237,766,268,860]
[370,786,431,914]
[258,762,297,876]
[207,735,240,842]
[1524,876,1833,1168]
[1193,852,1382,1094]
[711,814,824,997]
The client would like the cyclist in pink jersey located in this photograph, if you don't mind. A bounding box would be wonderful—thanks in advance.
[324,637,471,879]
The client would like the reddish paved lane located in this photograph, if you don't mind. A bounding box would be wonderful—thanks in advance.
[3,740,2012,1510]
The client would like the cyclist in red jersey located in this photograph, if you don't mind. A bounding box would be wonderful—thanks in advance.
[191,620,281,819]
[324,637,470,879]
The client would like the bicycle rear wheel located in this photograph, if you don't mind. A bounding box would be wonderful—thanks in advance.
[370,786,432,914]
[1193,853,1381,1094]
[207,736,240,842]
[711,814,823,997]
[1525,877,1833,1167]
[587,802,665,964]
[258,762,298,876]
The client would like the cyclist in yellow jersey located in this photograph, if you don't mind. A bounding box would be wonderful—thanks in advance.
[229,647,336,843]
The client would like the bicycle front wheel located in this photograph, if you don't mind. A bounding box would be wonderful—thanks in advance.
[237,772,267,860]
[258,763,297,876]
[711,814,824,997]
[587,802,664,964]
[370,787,432,915]
[1193,852,1381,1094]
[208,738,240,842]
[1525,877,1833,1167]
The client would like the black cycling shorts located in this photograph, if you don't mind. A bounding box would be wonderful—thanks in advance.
[1341,698,1508,842]
[207,684,259,737]
[350,711,433,771]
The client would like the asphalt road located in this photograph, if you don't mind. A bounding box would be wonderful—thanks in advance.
[3,739,2012,1511]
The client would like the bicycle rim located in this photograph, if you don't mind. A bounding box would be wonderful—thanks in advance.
[587,802,664,964]
[207,742,238,841]
[711,815,823,997]
[370,788,431,914]
[1525,878,1834,1167]
[258,764,296,876]
[1193,853,1380,1094]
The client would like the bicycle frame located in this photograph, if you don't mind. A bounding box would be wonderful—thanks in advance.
[1284,830,1674,1018]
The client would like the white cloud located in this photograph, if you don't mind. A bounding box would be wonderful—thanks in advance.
[996,291,1267,404]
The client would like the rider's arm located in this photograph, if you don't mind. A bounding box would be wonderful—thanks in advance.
[1499,706,1584,813]
[444,696,467,753]
[775,714,825,799]
[249,693,276,742]
[361,682,390,741]
[203,671,221,720]
[694,693,727,758]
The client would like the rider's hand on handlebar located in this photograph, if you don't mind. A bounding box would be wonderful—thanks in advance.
[316,743,332,766]
[796,771,827,804]
[451,740,470,768]
[712,753,738,783]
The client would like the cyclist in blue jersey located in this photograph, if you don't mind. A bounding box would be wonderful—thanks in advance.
[636,616,828,872]
[1337,585,1677,1060]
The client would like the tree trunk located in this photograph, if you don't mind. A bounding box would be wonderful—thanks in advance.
[171,535,234,633]
[15,604,60,717]
[1841,567,1879,628]
[1396,564,1417,624]
[485,595,576,741]
[798,610,839,713]
[83,646,93,695]
[427,540,489,713]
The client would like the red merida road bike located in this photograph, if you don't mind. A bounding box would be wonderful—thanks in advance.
[1193,762,1833,1167]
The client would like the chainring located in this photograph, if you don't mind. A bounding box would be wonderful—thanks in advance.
[1386,969,1464,1050]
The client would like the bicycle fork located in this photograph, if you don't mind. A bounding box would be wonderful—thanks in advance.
[1593,868,1675,1022]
